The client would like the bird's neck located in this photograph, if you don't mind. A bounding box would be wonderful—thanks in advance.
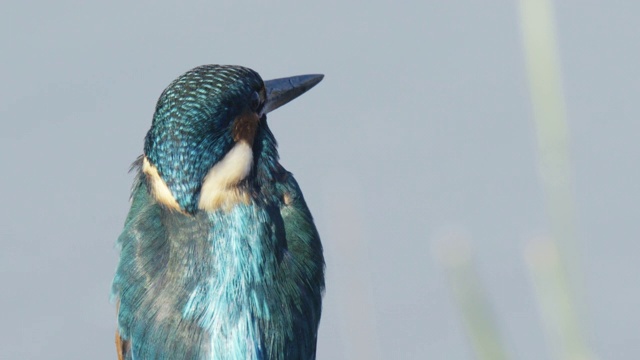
[144,126,234,213]
[144,120,282,214]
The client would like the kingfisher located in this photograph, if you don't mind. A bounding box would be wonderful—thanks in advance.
[111,65,325,360]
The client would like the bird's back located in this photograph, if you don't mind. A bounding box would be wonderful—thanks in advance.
[112,167,324,360]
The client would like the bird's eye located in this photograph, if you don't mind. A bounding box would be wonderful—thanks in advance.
[250,91,261,112]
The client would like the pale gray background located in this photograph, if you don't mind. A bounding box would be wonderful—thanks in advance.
[1,1,638,359]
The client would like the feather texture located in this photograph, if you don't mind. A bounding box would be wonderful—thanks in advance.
[112,169,323,359]
[112,65,324,360]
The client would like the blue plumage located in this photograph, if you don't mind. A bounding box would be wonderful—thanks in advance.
[112,65,324,359]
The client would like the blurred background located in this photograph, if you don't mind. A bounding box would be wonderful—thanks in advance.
[1,1,638,359]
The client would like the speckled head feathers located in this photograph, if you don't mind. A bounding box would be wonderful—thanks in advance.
[140,65,323,214]
[143,65,266,213]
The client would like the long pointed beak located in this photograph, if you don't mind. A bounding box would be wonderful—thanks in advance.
[263,74,324,114]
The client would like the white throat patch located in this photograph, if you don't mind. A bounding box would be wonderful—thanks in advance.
[198,141,253,211]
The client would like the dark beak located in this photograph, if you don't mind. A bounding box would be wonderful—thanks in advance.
[263,74,324,114]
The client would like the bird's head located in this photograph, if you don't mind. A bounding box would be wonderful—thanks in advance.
[142,65,322,214]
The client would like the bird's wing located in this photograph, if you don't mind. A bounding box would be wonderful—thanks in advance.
[269,172,325,359]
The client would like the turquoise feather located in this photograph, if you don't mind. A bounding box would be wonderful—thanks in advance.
[111,65,324,360]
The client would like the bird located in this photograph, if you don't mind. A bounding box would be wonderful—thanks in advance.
[111,65,325,360]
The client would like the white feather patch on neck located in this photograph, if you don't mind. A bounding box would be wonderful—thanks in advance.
[198,141,253,211]
[142,157,182,212]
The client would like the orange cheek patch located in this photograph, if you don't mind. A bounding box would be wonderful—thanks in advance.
[232,111,260,144]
